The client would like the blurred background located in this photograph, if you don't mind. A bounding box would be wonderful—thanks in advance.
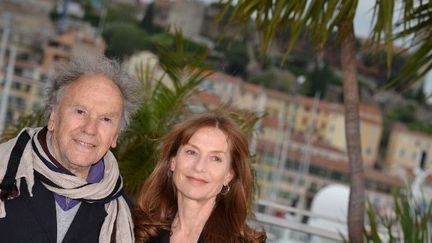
[1,0,432,242]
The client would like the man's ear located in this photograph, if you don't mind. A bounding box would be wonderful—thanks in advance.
[111,133,119,148]
[47,109,57,131]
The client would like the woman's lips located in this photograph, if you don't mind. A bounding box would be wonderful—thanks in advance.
[186,176,208,184]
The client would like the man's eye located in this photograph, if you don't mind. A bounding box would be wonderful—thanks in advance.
[76,109,85,115]
[102,117,112,122]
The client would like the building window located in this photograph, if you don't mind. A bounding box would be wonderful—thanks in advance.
[419,151,427,170]
[298,178,305,186]
[14,97,26,109]
[285,160,299,170]
[310,165,321,176]
[22,69,33,78]
[38,87,45,96]
[267,172,273,181]
[320,123,326,129]
[6,110,13,122]
[308,182,318,193]
[12,82,21,90]
[285,175,294,183]
[412,152,418,160]
[331,171,342,181]
[201,80,213,91]
[366,147,373,156]
[399,149,405,157]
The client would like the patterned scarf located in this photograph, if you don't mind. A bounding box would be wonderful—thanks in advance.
[0,127,134,243]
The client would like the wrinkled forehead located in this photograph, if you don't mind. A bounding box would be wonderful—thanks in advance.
[59,75,121,100]
[55,75,124,116]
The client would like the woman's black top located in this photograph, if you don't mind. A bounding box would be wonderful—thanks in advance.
[147,229,205,243]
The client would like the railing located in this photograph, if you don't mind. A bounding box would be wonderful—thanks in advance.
[250,200,347,243]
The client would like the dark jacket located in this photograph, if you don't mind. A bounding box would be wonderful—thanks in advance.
[147,229,205,243]
[0,177,107,243]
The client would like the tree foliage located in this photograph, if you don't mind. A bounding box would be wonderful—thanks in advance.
[215,38,249,78]
[103,22,152,60]
[248,67,294,93]
[389,0,432,88]
[113,33,259,196]
[112,32,210,196]
[216,1,416,242]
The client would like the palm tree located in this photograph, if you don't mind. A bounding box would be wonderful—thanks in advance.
[113,32,211,196]
[114,32,262,197]
[218,1,432,242]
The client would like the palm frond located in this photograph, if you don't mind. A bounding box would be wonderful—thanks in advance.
[220,0,372,64]
[369,0,395,73]
[115,31,211,196]
[390,0,432,87]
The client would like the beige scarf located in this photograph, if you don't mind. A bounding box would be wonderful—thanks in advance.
[0,127,134,243]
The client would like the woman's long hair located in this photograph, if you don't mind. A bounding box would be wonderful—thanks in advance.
[134,113,266,242]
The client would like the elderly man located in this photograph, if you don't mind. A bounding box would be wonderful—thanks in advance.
[0,55,141,243]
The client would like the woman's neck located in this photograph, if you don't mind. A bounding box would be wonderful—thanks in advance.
[170,196,215,243]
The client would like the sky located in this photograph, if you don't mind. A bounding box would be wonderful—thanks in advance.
[355,0,376,37]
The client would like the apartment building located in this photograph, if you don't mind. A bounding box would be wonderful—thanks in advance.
[0,14,104,129]
[202,71,383,167]
[123,51,401,211]
[41,24,106,74]
[385,123,432,177]
[0,59,45,125]
[293,98,383,167]
[197,70,398,210]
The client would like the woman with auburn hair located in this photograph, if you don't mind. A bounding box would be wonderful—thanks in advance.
[134,112,266,243]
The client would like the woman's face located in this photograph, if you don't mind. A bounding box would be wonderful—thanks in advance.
[170,127,233,203]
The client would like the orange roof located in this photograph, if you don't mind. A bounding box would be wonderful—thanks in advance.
[193,91,223,106]
[205,71,243,84]
[15,60,36,69]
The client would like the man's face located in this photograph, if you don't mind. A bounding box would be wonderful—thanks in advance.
[48,74,124,178]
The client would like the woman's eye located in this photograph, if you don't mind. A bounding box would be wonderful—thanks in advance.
[185,150,196,155]
[211,156,222,162]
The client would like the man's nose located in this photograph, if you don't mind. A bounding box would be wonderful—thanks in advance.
[82,117,98,135]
